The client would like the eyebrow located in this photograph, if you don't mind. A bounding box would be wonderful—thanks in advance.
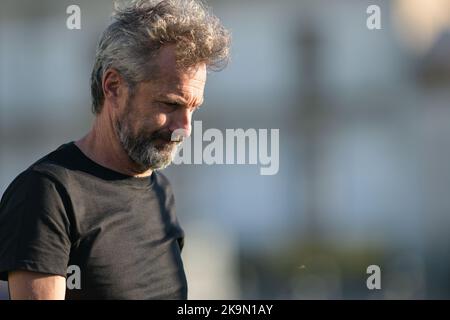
[161,95,204,108]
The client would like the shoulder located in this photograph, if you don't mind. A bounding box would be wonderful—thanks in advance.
[152,171,177,208]
[28,142,76,185]
[153,171,175,195]
[154,171,172,187]
[0,143,75,207]
[0,167,69,216]
[2,168,58,198]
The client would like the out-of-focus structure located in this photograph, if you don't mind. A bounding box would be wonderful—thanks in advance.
[1,0,450,299]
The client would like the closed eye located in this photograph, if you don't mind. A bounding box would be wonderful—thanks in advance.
[160,100,200,113]
[165,102,180,107]
[160,101,181,112]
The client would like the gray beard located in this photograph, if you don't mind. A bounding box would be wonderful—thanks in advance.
[115,117,178,171]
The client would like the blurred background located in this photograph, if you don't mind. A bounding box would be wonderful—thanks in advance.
[1,0,450,299]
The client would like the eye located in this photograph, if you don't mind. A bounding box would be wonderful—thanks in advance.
[160,102,179,112]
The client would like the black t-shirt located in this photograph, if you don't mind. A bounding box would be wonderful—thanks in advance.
[0,142,187,299]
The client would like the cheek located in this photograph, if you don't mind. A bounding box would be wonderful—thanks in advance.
[142,113,168,133]
[154,113,169,127]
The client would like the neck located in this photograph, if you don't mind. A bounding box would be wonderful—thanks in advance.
[75,111,153,178]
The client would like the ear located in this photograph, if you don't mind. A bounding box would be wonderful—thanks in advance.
[102,68,127,108]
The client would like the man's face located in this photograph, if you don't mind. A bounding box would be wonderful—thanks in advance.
[114,45,206,171]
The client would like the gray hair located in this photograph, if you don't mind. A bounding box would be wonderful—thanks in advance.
[90,0,231,114]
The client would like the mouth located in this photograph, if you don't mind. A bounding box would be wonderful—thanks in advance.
[152,138,178,149]
[148,130,183,149]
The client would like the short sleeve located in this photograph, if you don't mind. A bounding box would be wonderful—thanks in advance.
[0,170,72,281]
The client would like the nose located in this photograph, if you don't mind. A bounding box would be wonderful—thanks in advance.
[169,108,192,138]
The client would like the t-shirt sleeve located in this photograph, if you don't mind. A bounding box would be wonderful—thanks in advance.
[0,169,72,281]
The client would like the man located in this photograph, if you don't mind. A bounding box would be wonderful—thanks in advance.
[0,0,230,299]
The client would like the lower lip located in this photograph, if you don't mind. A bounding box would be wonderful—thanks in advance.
[154,138,176,146]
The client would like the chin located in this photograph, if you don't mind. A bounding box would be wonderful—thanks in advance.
[146,149,177,170]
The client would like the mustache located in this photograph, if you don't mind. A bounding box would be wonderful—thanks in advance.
[150,130,185,143]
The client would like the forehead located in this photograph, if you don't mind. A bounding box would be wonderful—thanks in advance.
[158,45,206,83]
[158,64,206,92]
[142,45,207,100]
